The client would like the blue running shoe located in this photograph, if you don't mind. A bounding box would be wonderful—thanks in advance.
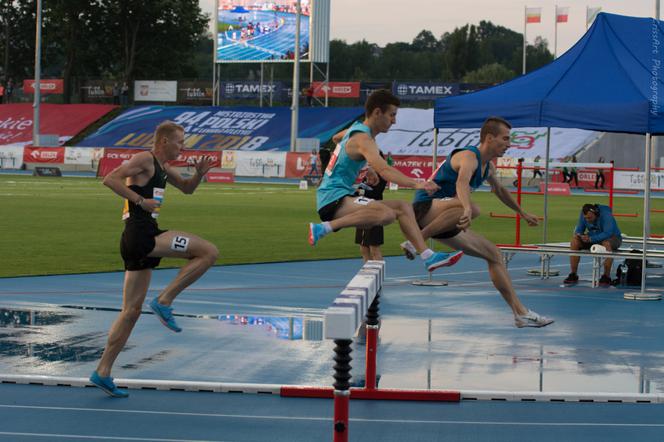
[149,298,182,332]
[308,222,326,246]
[425,250,464,272]
[89,371,128,398]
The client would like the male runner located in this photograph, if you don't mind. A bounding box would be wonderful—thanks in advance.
[308,89,463,272]
[401,117,553,327]
[90,121,219,397]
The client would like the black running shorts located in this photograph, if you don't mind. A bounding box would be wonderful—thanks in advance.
[120,221,167,271]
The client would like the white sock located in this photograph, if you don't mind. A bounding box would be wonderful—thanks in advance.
[420,249,434,260]
[321,222,333,234]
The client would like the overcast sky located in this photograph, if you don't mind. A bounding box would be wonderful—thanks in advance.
[200,0,656,56]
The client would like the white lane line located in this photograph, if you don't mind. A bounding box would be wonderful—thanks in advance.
[0,404,662,427]
[0,432,229,442]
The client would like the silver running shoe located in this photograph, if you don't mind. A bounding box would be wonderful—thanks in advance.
[514,310,554,328]
[400,241,417,260]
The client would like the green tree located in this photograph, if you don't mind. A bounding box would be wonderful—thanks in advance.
[44,0,106,103]
[441,24,480,81]
[0,0,36,84]
[463,62,515,84]
[100,0,208,81]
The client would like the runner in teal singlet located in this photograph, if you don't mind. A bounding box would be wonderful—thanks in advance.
[402,117,553,328]
[308,89,463,272]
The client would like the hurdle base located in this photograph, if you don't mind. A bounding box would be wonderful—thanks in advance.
[281,386,460,402]
[623,291,662,301]
[411,279,448,286]
[527,269,560,277]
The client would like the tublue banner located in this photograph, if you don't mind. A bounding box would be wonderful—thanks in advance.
[78,106,363,151]
[220,81,285,100]
[392,82,460,101]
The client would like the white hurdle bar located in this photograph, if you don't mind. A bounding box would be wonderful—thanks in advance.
[324,260,384,341]
[323,260,385,442]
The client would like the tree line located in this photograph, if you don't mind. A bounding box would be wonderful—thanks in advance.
[1,1,553,102]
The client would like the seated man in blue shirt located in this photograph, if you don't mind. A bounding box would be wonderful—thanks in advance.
[564,203,622,287]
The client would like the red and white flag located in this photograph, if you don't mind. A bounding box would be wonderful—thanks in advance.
[556,6,569,23]
[526,7,542,24]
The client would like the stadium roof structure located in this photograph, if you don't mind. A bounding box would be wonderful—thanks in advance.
[434,13,664,135]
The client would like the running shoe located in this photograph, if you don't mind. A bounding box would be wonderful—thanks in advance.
[598,274,612,287]
[425,250,463,272]
[308,222,326,246]
[400,241,417,260]
[89,371,129,398]
[563,272,579,284]
[514,310,554,328]
[149,298,182,333]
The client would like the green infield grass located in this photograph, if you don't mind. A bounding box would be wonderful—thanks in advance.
[1,175,662,277]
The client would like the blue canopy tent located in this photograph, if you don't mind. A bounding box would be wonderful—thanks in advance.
[433,13,664,299]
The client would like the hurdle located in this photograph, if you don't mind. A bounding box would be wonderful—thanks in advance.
[280,260,460,442]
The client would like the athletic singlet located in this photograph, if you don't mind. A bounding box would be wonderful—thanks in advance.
[413,146,490,203]
[122,153,168,223]
[316,121,371,210]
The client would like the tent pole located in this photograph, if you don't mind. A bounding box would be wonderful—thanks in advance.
[543,128,551,244]
[625,133,661,300]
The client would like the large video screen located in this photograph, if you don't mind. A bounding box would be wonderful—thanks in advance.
[216,1,311,63]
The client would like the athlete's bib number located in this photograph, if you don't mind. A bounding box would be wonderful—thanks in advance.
[353,196,373,206]
[171,236,190,252]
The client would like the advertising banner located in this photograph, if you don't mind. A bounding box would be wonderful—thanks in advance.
[64,147,105,165]
[393,82,459,101]
[80,80,115,101]
[375,108,599,158]
[220,81,284,100]
[235,151,286,177]
[79,106,363,151]
[168,150,222,168]
[614,171,664,190]
[97,148,224,177]
[134,80,178,102]
[207,171,235,183]
[360,81,392,102]
[97,148,142,177]
[23,147,65,163]
[216,0,311,62]
[0,104,116,148]
[221,150,236,168]
[312,81,360,98]
[0,146,24,168]
[178,81,214,104]
[285,152,312,178]
[22,79,64,95]
[391,155,439,180]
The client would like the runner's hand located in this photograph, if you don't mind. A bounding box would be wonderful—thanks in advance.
[194,156,215,176]
[457,208,473,231]
[417,180,439,195]
[522,212,539,226]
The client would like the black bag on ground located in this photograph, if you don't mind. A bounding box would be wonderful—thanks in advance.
[624,250,644,286]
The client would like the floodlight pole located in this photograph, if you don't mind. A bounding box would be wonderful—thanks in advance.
[290,0,302,152]
[32,0,42,146]
[212,0,218,106]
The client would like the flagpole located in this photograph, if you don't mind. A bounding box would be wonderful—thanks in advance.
[522,6,527,75]
[554,5,558,59]
[586,5,589,30]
